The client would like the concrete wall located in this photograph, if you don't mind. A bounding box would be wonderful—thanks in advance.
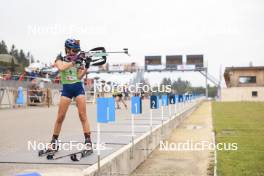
[221,87,264,101]
[82,99,204,176]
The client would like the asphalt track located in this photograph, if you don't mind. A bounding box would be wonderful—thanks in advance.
[0,99,185,175]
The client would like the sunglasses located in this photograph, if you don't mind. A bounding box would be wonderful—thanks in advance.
[71,49,80,53]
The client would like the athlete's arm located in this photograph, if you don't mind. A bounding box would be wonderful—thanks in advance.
[77,67,88,80]
[54,59,74,71]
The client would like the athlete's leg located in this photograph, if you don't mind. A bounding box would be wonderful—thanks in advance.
[53,96,71,136]
[115,96,121,109]
[75,94,92,150]
[120,97,127,109]
[75,95,91,136]
[47,96,71,150]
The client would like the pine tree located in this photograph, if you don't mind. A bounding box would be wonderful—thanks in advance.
[19,49,26,64]
[10,58,16,73]
[30,55,35,63]
[0,40,9,54]
[9,44,19,59]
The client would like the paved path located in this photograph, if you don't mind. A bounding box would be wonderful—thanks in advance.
[131,101,213,176]
[0,99,193,176]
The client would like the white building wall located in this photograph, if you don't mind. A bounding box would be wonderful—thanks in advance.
[221,87,264,101]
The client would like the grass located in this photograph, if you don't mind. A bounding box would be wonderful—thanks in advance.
[212,102,264,176]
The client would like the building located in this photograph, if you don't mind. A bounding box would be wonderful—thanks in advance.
[0,54,18,64]
[221,66,264,101]
[0,54,19,72]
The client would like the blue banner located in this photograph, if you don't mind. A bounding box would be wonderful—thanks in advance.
[16,172,41,176]
[131,96,142,114]
[162,95,168,106]
[178,94,184,102]
[16,87,24,105]
[97,98,108,123]
[108,97,115,122]
[169,95,175,104]
[150,95,158,109]
[175,95,178,103]
[97,97,116,123]
[185,94,189,101]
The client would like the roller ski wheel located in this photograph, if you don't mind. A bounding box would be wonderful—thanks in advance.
[38,138,59,157]
[70,153,80,161]
[47,154,54,160]
[38,150,44,156]
[70,139,93,162]
[70,149,93,162]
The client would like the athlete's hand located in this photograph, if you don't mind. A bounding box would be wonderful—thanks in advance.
[78,51,86,59]
[85,57,91,69]
[74,59,83,65]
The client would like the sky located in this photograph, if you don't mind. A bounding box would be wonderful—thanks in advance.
[1,0,264,87]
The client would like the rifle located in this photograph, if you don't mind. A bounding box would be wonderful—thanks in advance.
[79,47,129,66]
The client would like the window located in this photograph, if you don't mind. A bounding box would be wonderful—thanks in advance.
[239,76,256,84]
[252,91,258,97]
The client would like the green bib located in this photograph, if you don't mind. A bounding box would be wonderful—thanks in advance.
[60,66,81,84]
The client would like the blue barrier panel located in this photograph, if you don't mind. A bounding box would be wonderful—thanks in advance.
[169,95,176,104]
[97,97,116,123]
[97,98,109,123]
[16,172,41,176]
[16,87,24,105]
[150,95,158,109]
[131,96,142,114]
[178,94,184,102]
[185,94,189,101]
[162,95,168,106]
[108,97,115,122]
[175,95,178,103]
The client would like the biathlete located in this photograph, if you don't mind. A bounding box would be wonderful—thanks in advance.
[112,85,127,109]
[48,39,92,151]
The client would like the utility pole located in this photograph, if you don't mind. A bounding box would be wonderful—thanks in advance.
[205,67,208,98]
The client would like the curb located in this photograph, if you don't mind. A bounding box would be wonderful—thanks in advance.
[83,99,204,176]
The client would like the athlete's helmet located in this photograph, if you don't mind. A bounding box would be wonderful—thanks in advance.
[64,39,80,51]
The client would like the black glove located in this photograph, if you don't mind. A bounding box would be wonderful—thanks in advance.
[85,57,91,69]
[78,51,86,59]
[55,53,63,62]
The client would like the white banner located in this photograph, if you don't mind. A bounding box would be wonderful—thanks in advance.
[88,66,100,72]
[147,65,165,70]
[177,65,195,70]
[109,64,125,71]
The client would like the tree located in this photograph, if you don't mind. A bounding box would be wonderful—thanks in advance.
[161,77,172,86]
[190,86,205,95]
[10,58,16,73]
[19,49,27,64]
[27,52,34,63]
[9,44,19,59]
[30,54,35,64]
[0,40,8,54]
[208,84,217,98]
[171,78,191,94]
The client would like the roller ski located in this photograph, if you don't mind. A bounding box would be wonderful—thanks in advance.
[45,139,93,161]
[38,138,59,157]
[70,139,93,161]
